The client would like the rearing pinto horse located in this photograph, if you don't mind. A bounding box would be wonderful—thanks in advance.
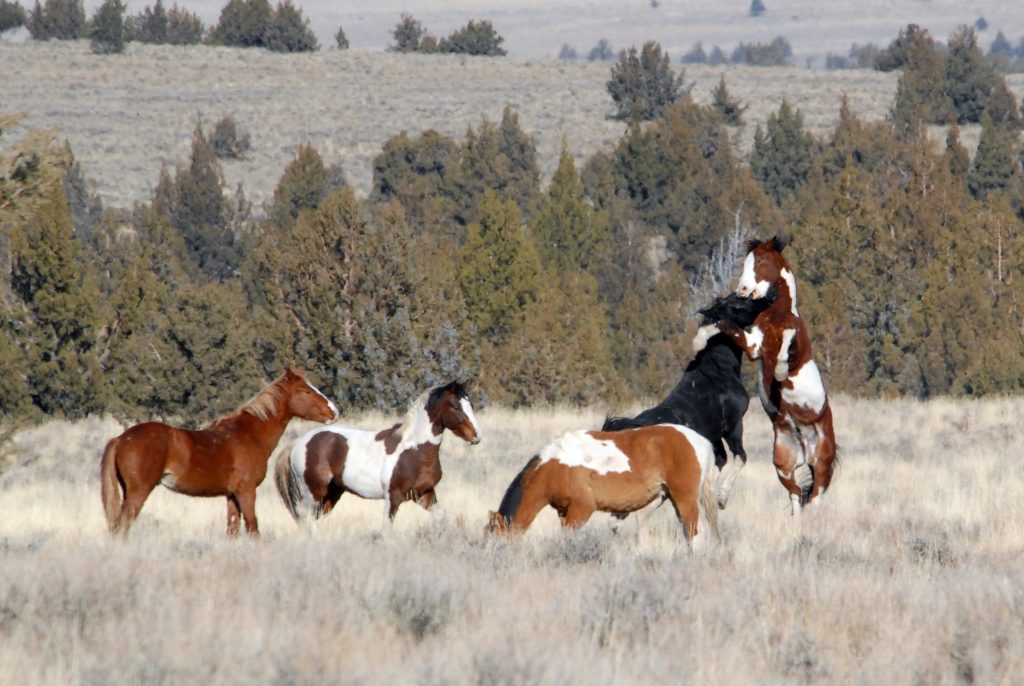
[715,236,837,515]
[100,369,338,536]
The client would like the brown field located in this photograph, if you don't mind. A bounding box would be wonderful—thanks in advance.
[0,39,941,213]
[1,396,1023,684]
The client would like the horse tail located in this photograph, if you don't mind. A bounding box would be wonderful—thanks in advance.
[273,447,303,522]
[700,463,721,541]
[100,437,122,534]
[496,455,541,526]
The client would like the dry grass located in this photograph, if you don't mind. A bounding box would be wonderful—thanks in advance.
[9,39,1020,215]
[1,397,1023,685]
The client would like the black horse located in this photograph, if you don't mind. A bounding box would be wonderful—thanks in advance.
[603,290,776,510]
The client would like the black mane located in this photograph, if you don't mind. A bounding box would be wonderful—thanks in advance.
[496,456,540,524]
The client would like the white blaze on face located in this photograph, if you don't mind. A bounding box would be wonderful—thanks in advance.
[736,252,771,299]
[781,360,826,415]
[459,397,482,441]
[310,383,339,421]
[540,430,630,474]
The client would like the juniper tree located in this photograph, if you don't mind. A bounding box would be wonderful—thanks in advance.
[711,76,746,126]
[265,0,317,52]
[968,113,1020,200]
[986,77,1021,129]
[89,0,125,54]
[270,143,326,229]
[211,0,270,47]
[607,41,685,120]
[749,101,817,205]
[391,13,424,52]
[945,26,997,124]
[127,0,165,42]
[0,0,26,32]
[438,19,506,56]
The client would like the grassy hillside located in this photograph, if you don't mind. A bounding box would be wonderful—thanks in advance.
[1,397,1022,683]
[2,40,908,212]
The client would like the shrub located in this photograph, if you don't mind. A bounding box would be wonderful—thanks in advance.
[558,43,577,61]
[265,0,316,52]
[0,0,27,32]
[126,0,166,43]
[680,41,706,64]
[438,19,506,56]
[210,0,270,48]
[606,41,685,120]
[334,24,347,49]
[27,0,85,40]
[165,3,201,44]
[735,35,792,66]
[88,0,125,54]
[587,38,612,61]
[749,0,765,17]
[209,115,250,159]
[391,13,424,52]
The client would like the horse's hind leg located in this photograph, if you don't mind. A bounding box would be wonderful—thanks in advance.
[234,488,260,536]
[717,428,748,510]
[115,476,159,536]
[226,495,242,536]
[664,475,701,551]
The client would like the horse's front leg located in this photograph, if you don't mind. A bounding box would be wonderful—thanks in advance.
[237,488,260,537]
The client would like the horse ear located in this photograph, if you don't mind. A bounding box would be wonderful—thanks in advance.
[744,237,763,253]
[772,235,791,252]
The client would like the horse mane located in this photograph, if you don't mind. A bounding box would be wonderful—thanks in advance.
[496,456,540,524]
[208,371,292,427]
[746,235,790,253]
[388,384,448,445]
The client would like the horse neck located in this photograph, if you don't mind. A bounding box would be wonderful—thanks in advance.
[772,269,799,316]
[397,396,444,451]
[232,400,294,459]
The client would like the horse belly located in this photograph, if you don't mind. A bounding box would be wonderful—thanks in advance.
[589,472,660,513]
[337,432,387,500]
[781,360,826,415]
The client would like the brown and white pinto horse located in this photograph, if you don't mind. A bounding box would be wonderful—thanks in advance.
[486,424,719,550]
[715,236,837,514]
[100,369,339,536]
[275,381,481,526]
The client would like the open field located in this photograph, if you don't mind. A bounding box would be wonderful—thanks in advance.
[1,397,1023,684]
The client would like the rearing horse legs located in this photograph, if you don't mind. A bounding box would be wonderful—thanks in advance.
[717,424,748,510]
[772,423,808,517]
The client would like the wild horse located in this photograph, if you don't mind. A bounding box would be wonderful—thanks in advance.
[717,236,838,515]
[603,291,775,509]
[486,424,719,550]
[275,381,481,526]
[100,369,338,536]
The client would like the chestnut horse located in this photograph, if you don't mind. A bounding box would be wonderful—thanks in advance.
[100,369,338,536]
[486,424,720,550]
[275,381,481,526]
[715,236,838,514]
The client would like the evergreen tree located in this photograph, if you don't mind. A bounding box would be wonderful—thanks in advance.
[7,187,105,417]
[986,77,1022,129]
[334,24,348,49]
[0,0,26,33]
[750,100,817,205]
[607,41,685,120]
[164,3,201,44]
[270,143,326,228]
[391,13,424,52]
[711,76,746,126]
[457,191,540,344]
[968,114,1020,200]
[152,122,240,280]
[943,123,971,180]
[530,143,609,272]
[370,129,462,236]
[824,95,894,180]
[210,0,270,47]
[438,19,506,56]
[88,0,125,54]
[890,26,952,136]
[945,26,997,124]
[265,0,316,52]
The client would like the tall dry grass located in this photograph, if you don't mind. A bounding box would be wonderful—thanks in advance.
[1,397,1023,684]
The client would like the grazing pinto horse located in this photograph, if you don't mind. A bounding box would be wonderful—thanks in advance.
[486,424,720,549]
[603,292,776,509]
[100,369,338,536]
[716,236,837,514]
[275,382,481,526]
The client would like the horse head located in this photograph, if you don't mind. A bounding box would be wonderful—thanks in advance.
[427,381,482,445]
[283,368,339,424]
[736,235,793,301]
[691,288,778,354]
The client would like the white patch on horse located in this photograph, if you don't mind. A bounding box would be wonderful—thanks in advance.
[781,359,826,414]
[746,325,765,358]
[775,328,796,381]
[539,430,630,474]
[459,397,482,441]
[662,424,715,478]
[781,268,798,314]
[692,324,719,353]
